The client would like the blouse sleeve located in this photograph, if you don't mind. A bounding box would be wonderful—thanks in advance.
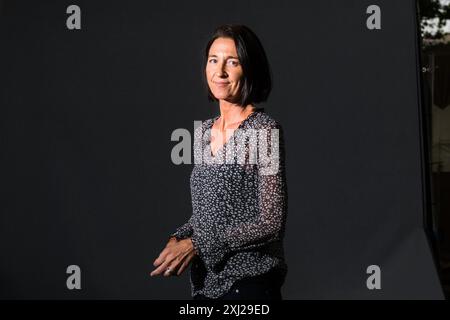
[191,122,288,269]
[169,121,204,242]
[169,216,194,241]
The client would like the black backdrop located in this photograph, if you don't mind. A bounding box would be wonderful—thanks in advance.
[0,0,444,299]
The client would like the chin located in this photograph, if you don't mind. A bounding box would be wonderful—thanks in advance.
[211,92,229,100]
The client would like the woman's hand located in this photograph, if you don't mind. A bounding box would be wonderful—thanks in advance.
[150,237,197,277]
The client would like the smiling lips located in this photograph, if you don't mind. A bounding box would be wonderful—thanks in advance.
[214,81,230,87]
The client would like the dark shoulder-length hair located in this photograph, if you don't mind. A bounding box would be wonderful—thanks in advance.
[204,24,272,107]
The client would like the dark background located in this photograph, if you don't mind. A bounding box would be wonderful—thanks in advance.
[0,0,444,299]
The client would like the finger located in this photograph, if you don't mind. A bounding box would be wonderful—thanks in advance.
[151,256,173,276]
[176,258,190,276]
[150,267,161,277]
[164,257,183,277]
[177,252,195,276]
[169,250,192,277]
[153,250,169,267]
[163,257,180,276]
[154,239,182,267]
[152,259,172,276]
[150,262,168,277]
[163,267,173,277]
[165,255,186,276]
[163,262,180,277]
[151,242,188,276]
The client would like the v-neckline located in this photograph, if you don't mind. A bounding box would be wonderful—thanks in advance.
[208,111,258,158]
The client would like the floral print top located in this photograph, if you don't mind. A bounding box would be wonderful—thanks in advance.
[170,108,288,299]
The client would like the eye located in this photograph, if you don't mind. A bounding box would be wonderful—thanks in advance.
[228,60,239,66]
[208,58,217,63]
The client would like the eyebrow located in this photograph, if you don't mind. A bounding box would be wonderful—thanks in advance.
[208,54,239,59]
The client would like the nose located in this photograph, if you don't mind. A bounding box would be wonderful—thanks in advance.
[216,61,228,78]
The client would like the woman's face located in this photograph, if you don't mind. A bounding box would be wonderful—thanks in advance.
[206,37,243,102]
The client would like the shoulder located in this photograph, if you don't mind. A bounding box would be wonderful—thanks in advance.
[248,109,283,131]
[203,114,221,129]
[193,116,216,137]
[248,110,286,149]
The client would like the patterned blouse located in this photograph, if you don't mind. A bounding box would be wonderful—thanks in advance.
[170,108,288,299]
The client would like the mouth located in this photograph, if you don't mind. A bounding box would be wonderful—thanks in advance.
[213,81,230,87]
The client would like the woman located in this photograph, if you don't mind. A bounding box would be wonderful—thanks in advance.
[150,24,288,300]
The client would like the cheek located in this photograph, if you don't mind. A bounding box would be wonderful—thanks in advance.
[232,75,243,89]
[205,65,212,77]
[231,70,243,83]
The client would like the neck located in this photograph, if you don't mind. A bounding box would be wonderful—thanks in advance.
[217,100,255,130]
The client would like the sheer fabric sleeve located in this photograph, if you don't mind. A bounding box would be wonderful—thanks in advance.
[191,122,288,268]
[169,121,205,242]
[169,215,194,241]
